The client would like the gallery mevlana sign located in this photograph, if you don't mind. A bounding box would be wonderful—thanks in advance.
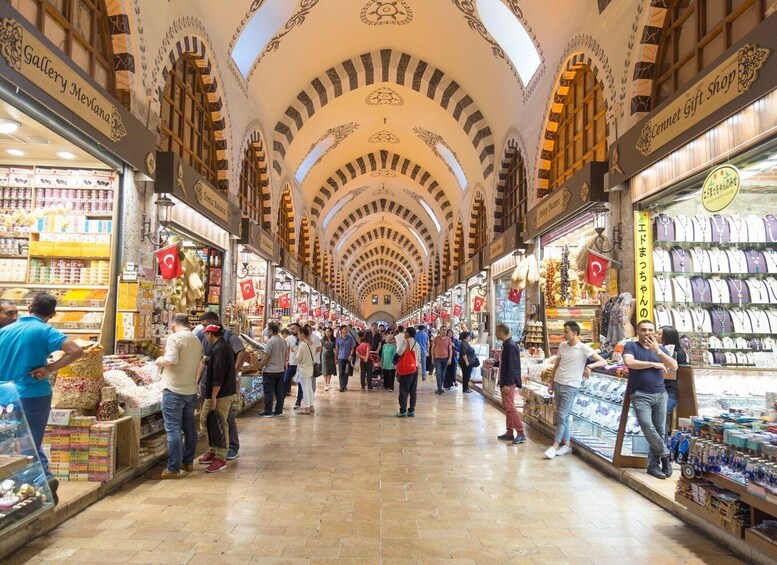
[635,43,770,156]
[0,18,127,142]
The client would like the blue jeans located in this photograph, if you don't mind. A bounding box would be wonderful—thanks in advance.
[420,353,427,379]
[19,395,52,477]
[283,365,297,395]
[161,389,198,473]
[553,382,578,444]
[434,358,448,391]
[631,390,669,469]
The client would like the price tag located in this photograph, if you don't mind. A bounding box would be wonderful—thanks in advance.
[48,409,74,426]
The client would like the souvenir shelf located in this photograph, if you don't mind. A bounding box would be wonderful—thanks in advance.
[0,167,116,341]
[544,305,599,355]
[0,382,55,535]
[569,369,648,468]
[522,320,545,348]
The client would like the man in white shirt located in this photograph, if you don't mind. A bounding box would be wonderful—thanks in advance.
[296,324,323,407]
[155,314,203,478]
[284,323,300,397]
[545,321,606,459]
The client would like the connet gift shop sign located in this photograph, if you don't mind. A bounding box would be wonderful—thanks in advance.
[635,43,770,157]
[0,18,127,142]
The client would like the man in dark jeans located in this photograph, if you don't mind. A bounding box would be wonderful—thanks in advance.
[335,325,356,392]
[283,323,300,396]
[623,320,678,479]
[256,322,288,417]
[396,327,421,417]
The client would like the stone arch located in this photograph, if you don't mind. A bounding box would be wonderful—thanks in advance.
[349,250,416,285]
[237,122,271,229]
[156,33,231,190]
[494,129,530,236]
[353,262,412,290]
[277,185,295,253]
[340,229,424,268]
[298,214,312,265]
[359,281,406,302]
[346,245,418,279]
[453,217,465,269]
[103,0,140,107]
[311,150,452,230]
[331,201,436,250]
[535,51,613,198]
[273,49,495,179]
[628,2,672,116]
[468,190,488,257]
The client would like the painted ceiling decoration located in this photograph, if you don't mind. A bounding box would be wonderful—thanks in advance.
[365,87,405,106]
[295,121,359,184]
[368,130,400,143]
[345,244,420,277]
[361,0,414,26]
[353,263,412,290]
[329,200,437,249]
[272,49,495,179]
[374,186,394,197]
[309,150,453,229]
[341,229,425,267]
[413,126,468,190]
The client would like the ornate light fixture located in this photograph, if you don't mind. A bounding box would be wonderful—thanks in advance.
[592,207,623,254]
[141,195,175,247]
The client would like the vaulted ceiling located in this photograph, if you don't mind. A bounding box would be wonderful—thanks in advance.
[191,0,598,317]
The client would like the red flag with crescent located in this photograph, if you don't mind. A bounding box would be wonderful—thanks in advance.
[155,244,182,280]
[440,309,449,319]
[586,251,610,287]
[313,307,321,318]
[278,294,291,309]
[453,304,462,317]
[240,279,256,300]
[473,295,485,312]
[298,300,308,314]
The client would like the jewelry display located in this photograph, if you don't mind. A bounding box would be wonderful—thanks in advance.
[726,249,748,274]
[690,247,711,273]
[690,306,712,332]
[671,306,693,332]
[745,248,765,274]
[747,309,771,333]
[711,214,730,243]
[709,277,730,304]
[764,214,777,242]
[730,307,753,334]
[692,215,711,242]
[675,214,693,242]
[654,274,673,302]
[726,277,748,307]
[655,213,675,241]
[654,305,673,328]
[690,276,710,303]
[672,275,692,304]
[708,247,730,273]
[745,279,768,303]
[728,214,747,243]
[671,246,690,273]
[653,248,671,272]
[745,214,766,242]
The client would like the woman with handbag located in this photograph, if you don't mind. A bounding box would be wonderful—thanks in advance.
[296,326,316,414]
[321,327,337,391]
[657,326,688,439]
[395,327,422,417]
[458,331,477,393]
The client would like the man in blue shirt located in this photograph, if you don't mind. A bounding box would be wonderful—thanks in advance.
[623,320,678,480]
[0,293,83,503]
[415,325,429,381]
[335,325,356,392]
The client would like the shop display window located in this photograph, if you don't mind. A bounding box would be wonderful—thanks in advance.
[234,249,268,335]
[493,274,525,349]
[272,269,294,325]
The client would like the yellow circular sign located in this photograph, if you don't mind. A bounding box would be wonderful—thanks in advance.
[702,165,740,213]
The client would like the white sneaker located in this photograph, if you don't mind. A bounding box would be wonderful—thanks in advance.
[325,385,330,391]
[556,445,572,456]
[544,447,557,459]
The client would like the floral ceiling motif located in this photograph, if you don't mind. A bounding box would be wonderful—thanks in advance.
[369,130,400,144]
[303,122,360,172]
[371,169,397,177]
[365,87,404,106]
[361,0,413,26]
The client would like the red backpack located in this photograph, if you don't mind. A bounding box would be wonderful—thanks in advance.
[396,339,417,375]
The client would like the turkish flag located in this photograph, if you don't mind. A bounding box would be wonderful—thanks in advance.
[431,313,439,322]
[313,307,321,318]
[508,288,523,304]
[453,304,462,317]
[473,295,485,312]
[298,300,308,314]
[278,294,291,308]
[586,251,610,287]
[240,279,256,300]
[155,244,182,280]
[441,309,449,319]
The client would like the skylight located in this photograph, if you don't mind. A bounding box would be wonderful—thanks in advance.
[477,0,541,84]
[295,135,335,184]
[407,227,428,257]
[322,195,352,229]
[231,0,296,77]
[435,142,468,190]
[418,198,441,232]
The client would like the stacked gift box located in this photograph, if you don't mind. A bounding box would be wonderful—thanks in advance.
[44,415,116,482]
[88,423,116,482]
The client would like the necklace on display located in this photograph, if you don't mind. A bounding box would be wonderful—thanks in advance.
[691,277,707,302]
[655,275,669,301]
[766,214,777,242]
[674,306,691,329]
[709,248,726,272]
[749,309,766,332]
[748,249,762,273]
[691,248,707,273]
[730,214,745,242]
[710,277,727,304]
[673,247,687,271]
[691,307,708,331]
[712,214,726,243]
[732,308,749,330]
[674,277,690,304]
[657,214,672,239]
[712,307,729,335]
[730,278,744,307]
[729,250,746,273]
[766,279,777,301]
[694,215,709,242]
[676,215,690,240]
[749,279,766,302]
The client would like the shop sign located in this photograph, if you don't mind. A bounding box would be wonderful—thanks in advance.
[633,211,654,324]
[285,255,301,278]
[608,14,777,188]
[461,254,482,280]
[446,272,457,289]
[701,165,741,212]
[193,180,232,224]
[524,162,607,240]
[635,45,770,158]
[0,9,156,179]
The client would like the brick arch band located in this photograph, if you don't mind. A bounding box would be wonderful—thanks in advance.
[349,250,417,286]
[311,150,452,230]
[341,229,424,269]
[277,186,295,252]
[103,0,137,106]
[353,262,412,290]
[331,200,436,250]
[493,133,528,237]
[157,36,230,190]
[537,54,610,197]
[467,191,487,257]
[238,127,271,229]
[629,2,671,115]
[359,280,407,302]
[347,245,419,279]
[273,49,495,180]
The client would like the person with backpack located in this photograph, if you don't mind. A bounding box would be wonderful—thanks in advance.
[395,326,422,417]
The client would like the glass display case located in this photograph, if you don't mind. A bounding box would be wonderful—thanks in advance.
[493,276,525,349]
[570,370,648,467]
[0,382,54,534]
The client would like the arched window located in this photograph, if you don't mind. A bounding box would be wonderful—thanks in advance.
[312,234,321,277]
[17,0,117,96]
[548,65,607,191]
[158,54,220,187]
[277,188,294,254]
[443,237,451,278]
[322,248,329,282]
[299,216,310,266]
[472,195,487,256]
[238,140,269,227]
[454,220,465,270]
[501,149,528,232]
[653,0,767,108]
[434,255,441,287]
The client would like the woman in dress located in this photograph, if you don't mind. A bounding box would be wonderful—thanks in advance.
[657,325,688,437]
[296,325,316,414]
[380,333,397,392]
[321,327,337,391]
[444,328,460,390]
[458,332,475,393]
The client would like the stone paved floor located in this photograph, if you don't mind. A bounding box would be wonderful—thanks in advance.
[9,378,744,564]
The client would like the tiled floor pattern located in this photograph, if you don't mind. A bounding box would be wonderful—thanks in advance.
[9,378,743,564]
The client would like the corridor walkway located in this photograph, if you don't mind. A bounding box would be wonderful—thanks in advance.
[11,380,741,564]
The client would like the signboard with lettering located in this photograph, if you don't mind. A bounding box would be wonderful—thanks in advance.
[485,223,518,264]
[461,253,482,280]
[285,255,301,279]
[524,162,607,240]
[0,9,157,179]
[239,218,281,261]
[634,211,654,324]
[608,14,777,188]
[701,165,741,212]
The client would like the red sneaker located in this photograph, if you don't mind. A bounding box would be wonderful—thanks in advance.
[198,452,216,465]
[205,459,227,473]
